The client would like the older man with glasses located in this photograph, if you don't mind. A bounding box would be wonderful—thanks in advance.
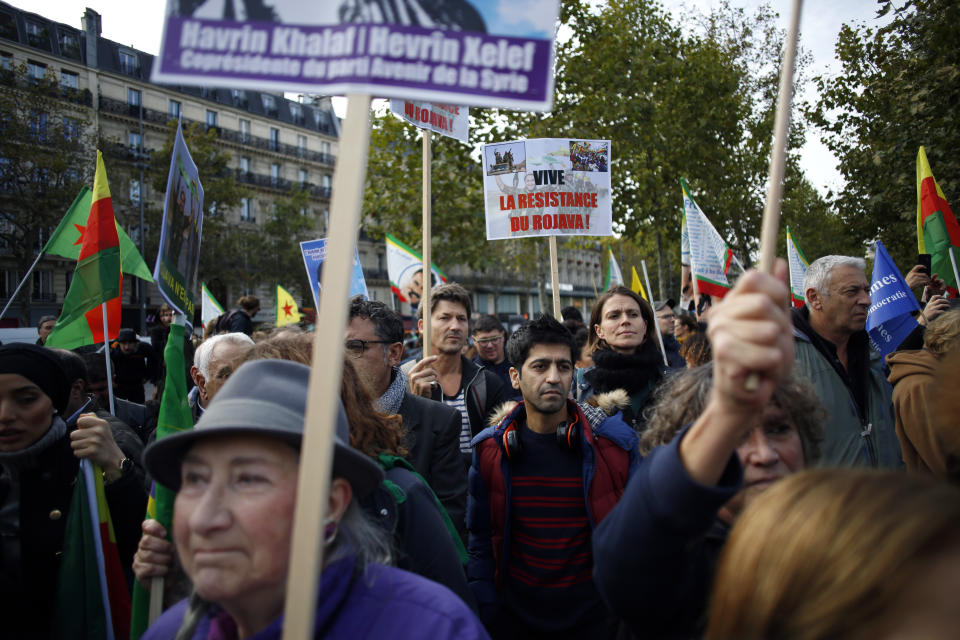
[654,299,685,369]
[346,296,468,539]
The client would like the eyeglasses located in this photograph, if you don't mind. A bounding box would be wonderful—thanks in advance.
[344,339,394,356]
[474,336,503,345]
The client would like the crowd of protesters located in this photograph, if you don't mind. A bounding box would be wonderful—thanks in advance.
[3,257,960,639]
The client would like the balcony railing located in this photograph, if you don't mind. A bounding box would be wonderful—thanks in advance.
[234,170,332,199]
[98,96,337,166]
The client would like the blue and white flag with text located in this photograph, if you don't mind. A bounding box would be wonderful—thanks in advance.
[866,241,921,358]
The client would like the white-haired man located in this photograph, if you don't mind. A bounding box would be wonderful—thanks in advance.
[189,332,254,421]
[791,255,901,467]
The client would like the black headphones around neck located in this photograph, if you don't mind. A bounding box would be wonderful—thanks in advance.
[502,415,581,461]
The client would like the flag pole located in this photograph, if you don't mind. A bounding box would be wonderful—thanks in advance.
[549,236,561,318]
[0,250,44,321]
[422,130,432,351]
[283,93,372,640]
[949,246,960,293]
[642,260,669,367]
[748,0,803,391]
[101,301,116,415]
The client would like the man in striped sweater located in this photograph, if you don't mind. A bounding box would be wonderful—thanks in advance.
[467,314,640,639]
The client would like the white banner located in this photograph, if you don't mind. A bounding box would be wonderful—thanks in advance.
[390,100,468,142]
[482,138,612,240]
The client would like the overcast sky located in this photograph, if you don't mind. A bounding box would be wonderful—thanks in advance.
[9,0,890,195]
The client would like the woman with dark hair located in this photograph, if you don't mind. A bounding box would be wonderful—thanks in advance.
[575,286,666,429]
[0,343,146,638]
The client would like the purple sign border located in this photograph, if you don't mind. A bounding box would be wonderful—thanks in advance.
[154,18,556,111]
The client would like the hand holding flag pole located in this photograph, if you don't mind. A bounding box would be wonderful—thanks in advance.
[747,0,803,391]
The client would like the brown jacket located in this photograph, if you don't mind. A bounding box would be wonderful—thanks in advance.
[887,349,946,476]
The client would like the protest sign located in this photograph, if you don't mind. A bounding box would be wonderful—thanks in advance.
[152,1,559,111]
[482,138,613,240]
[154,121,203,326]
[385,234,445,304]
[867,241,921,359]
[300,237,368,311]
[390,100,468,142]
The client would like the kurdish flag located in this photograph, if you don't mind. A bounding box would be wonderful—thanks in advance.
[201,282,224,329]
[603,249,624,289]
[630,266,648,301]
[680,178,743,299]
[129,322,194,639]
[786,226,810,308]
[276,285,302,327]
[917,146,960,294]
[53,459,131,640]
[385,234,447,303]
[43,186,154,282]
[46,152,123,349]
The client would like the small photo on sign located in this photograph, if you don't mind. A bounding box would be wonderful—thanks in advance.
[485,141,526,176]
[570,141,609,172]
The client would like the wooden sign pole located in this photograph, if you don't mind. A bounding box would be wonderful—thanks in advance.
[282,93,372,640]
[422,130,432,348]
[549,236,561,318]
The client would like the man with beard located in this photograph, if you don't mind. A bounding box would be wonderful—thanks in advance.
[405,282,510,468]
[347,297,467,537]
[467,314,640,639]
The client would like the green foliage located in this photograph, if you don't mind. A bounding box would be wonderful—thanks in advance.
[0,63,95,323]
[808,0,960,270]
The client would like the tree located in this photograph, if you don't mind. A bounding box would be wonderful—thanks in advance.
[808,0,960,270]
[254,186,316,301]
[0,63,95,324]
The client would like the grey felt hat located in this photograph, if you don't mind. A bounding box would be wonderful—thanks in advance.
[143,359,383,498]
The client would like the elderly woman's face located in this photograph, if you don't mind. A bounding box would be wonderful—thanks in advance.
[0,373,54,452]
[174,435,299,614]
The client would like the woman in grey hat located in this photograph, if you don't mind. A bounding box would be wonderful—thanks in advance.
[140,358,488,640]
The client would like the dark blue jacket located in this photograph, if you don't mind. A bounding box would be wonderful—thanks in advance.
[142,556,489,640]
[467,400,640,627]
[592,427,742,638]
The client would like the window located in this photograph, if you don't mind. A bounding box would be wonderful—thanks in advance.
[129,131,142,150]
[321,141,331,156]
[206,110,218,128]
[32,270,53,299]
[58,30,81,59]
[128,88,141,107]
[0,13,16,41]
[240,157,250,173]
[270,163,280,186]
[289,102,303,124]
[60,70,78,91]
[169,99,181,119]
[25,22,50,50]
[0,52,13,72]
[27,61,46,83]
[29,111,47,142]
[297,134,306,156]
[240,198,252,221]
[321,174,331,189]
[62,116,79,141]
[119,50,140,76]
[239,118,250,142]
[232,89,247,107]
[261,94,277,117]
[269,127,279,150]
[298,168,307,185]
[130,178,141,204]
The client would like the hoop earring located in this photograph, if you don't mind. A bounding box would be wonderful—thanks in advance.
[323,517,338,546]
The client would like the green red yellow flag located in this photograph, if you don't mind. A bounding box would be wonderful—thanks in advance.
[917,146,960,294]
[276,284,302,327]
[46,151,123,349]
[52,459,131,640]
[129,322,194,639]
[43,186,154,282]
[630,266,648,301]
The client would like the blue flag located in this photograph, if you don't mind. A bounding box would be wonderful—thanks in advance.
[866,241,921,358]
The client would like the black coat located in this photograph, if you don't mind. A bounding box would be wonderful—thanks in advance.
[1,430,147,639]
[398,392,468,539]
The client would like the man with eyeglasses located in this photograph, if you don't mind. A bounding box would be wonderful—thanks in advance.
[654,300,684,369]
[347,296,467,538]
[472,315,520,399]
